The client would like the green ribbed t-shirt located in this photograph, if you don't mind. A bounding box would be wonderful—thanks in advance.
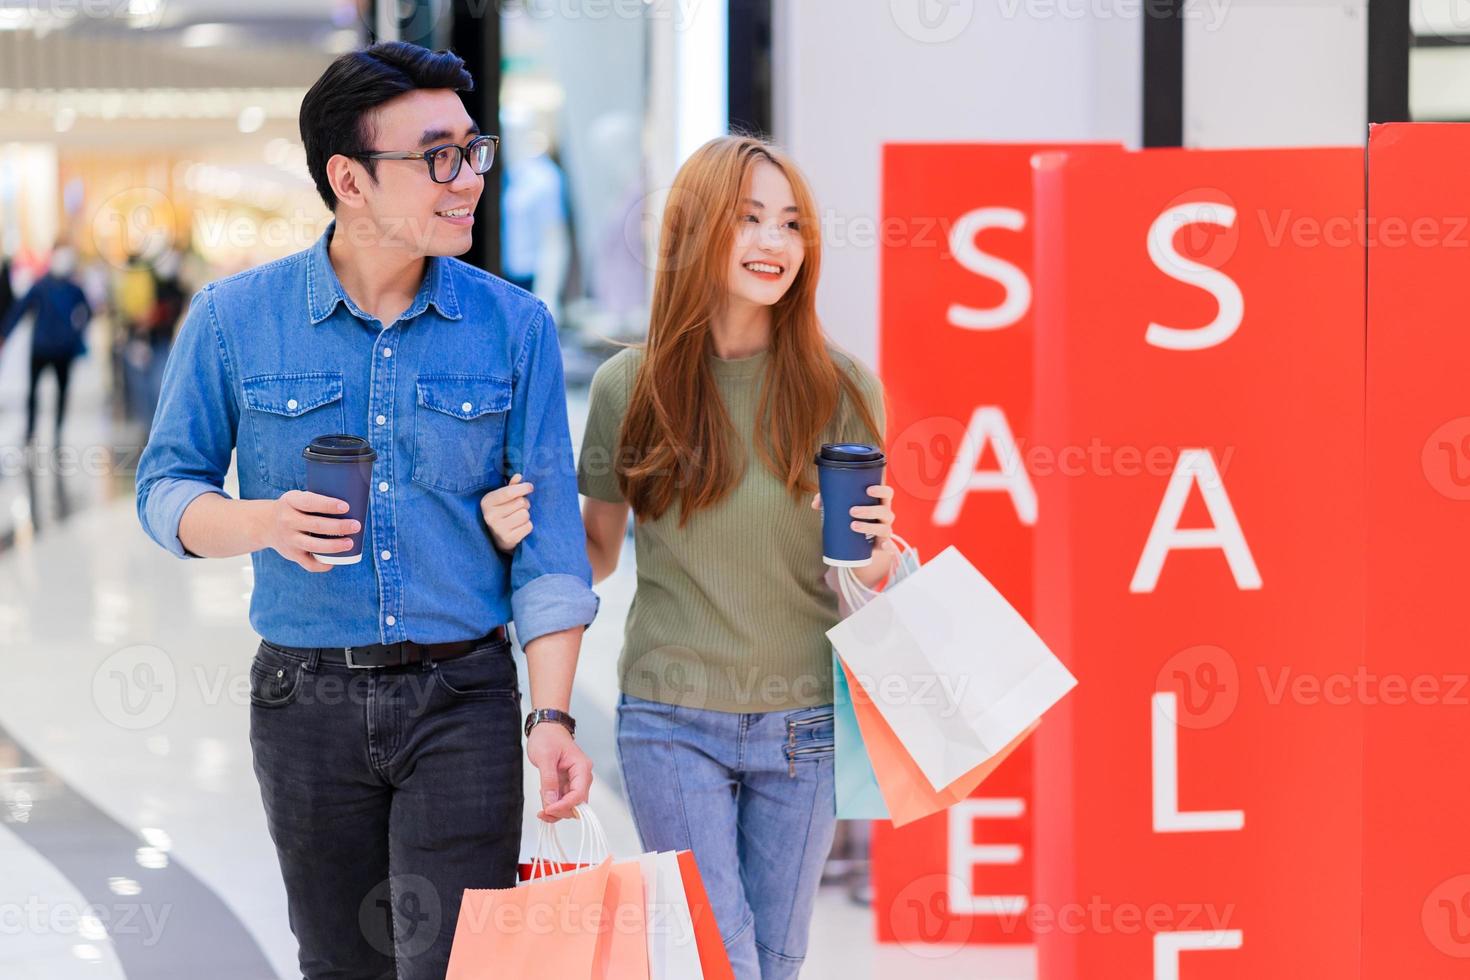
[577,345,886,713]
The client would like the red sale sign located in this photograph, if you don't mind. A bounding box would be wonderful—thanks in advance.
[1363,122,1470,976]
[1028,147,1365,978]
[874,142,1117,947]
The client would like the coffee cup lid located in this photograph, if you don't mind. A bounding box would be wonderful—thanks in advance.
[816,442,885,465]
[303,434,377,461]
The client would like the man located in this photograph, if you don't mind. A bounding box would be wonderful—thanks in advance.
[0,245,91,446]
[135,42,598,979]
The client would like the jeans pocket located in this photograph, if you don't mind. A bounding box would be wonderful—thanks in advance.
[432,642,521,701]
[250,643,306,708]
[411,374,512,494]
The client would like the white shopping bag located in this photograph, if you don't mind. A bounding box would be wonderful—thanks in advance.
[827,545,1077,792]
[639,851,703,980]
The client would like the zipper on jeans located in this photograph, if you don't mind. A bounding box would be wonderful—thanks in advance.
[785,713,833,777]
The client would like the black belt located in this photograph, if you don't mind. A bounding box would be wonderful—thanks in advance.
[268,625,508,669]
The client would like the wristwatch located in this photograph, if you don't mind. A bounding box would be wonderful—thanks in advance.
[525,707,577,739]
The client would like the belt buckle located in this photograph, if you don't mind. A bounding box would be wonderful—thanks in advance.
[344,647,374,669]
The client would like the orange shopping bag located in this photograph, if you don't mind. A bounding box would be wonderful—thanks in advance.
[839,656,1038,827]
[446,855,612,979]
[450,805,622,979]
[593,857,651,980]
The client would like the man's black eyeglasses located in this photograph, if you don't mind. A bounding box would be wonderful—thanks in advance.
[355,134,499,184]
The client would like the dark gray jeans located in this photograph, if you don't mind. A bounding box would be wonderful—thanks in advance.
[249,636,524,979]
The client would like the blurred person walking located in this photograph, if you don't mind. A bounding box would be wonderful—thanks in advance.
[0,253,14,326]
[0,245,91,446]
[135,248,186,430]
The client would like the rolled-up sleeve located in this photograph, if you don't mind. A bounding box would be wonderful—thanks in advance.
[504,305,600,646]
[135,287,239,558]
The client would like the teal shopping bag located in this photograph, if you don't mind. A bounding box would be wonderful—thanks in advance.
[833,649,889,819]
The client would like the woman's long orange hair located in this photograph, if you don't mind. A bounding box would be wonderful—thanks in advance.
[616,135,883,525]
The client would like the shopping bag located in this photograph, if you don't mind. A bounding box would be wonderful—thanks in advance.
[831,537,919,819]
[594,858,651,980]
[447,855,612,979]
[452,805,639,979]
[828,544,1076,792]
[839,655,1038,827]
[833,648,889,819]
[641,851,702,980]
[675,851,735,980]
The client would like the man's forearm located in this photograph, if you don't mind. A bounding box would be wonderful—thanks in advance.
[523,625,584,713]
[178,493,271,559]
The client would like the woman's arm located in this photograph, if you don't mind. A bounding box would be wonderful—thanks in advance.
[583,496,630,585]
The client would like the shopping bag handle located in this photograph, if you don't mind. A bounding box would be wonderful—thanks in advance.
[837,533,916,611]
[526,803,611,878]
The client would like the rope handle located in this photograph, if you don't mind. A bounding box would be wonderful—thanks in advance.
[525,804,610,879]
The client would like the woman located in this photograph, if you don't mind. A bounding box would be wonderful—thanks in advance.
[482,135,896,978]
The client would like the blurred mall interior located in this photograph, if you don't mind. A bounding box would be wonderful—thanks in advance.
[0,1,1464,978]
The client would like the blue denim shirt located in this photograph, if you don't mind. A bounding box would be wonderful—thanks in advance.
[135,222,598,647]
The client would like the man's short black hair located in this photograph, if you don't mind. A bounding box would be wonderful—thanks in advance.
[299,41,475,212]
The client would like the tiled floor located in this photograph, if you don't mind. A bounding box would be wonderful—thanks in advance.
[0,321,1027,978]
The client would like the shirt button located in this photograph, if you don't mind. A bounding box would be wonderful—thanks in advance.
[461,401,473,413]
[286,399,298,410]
[376,414,386,426]
[383,348,392,358]
[381,550,392,561]
[385,615,396,626]
[378,481,389,492]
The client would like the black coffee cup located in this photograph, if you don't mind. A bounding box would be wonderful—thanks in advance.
[302,435,376,565]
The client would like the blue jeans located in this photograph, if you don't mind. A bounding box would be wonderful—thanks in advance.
[249,637,524,979]
[615,692,837,980]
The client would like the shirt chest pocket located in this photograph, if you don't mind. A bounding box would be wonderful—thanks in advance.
[241,372,346,492]
[412,374,512,494]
